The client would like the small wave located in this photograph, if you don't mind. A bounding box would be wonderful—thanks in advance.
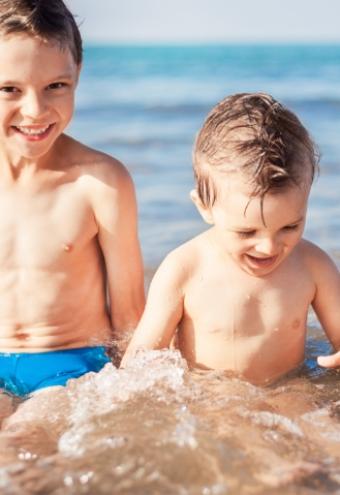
[76,101,210,118]
[284,96,340,109]
[302,402,340,442]
[95,134,191,149]
[238,408,304,437]
[65,349,188,419]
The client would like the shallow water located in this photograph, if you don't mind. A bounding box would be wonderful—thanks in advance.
[1,336,340,495]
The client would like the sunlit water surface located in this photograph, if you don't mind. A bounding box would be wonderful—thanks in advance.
[1,337,340,495]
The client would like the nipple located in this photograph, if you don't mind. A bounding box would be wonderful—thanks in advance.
[62,243,73,252]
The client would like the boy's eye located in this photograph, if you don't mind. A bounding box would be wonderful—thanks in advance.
[236,230,256,238]
[47,82,68,90]
[283,223,300,231]
[0,86,19,93]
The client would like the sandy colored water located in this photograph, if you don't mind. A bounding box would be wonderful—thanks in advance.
[0,332,339,495]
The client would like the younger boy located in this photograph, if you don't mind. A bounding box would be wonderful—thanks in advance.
[122,93,340,384]
[0,0,144,430]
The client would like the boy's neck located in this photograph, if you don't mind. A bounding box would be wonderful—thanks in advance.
[0,135,66,180]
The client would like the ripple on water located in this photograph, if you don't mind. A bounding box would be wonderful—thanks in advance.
[1,345,340,494]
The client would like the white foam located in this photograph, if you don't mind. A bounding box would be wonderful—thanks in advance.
[59,350,190,457]
[238,408,304,437]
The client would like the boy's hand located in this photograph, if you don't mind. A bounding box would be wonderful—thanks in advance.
[317,351,340,368]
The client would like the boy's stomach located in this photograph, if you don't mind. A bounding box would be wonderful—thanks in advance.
[0,269,111,352]
[178,327,307,385]
[0,320,112,352]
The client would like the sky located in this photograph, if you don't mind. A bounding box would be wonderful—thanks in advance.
[67,0,340,44]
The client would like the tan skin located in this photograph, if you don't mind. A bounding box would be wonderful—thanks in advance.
[0,137,143,351]
[122,174,340,384]
[0,35,144,431]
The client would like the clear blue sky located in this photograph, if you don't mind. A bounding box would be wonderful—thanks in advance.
[67,0,340,43]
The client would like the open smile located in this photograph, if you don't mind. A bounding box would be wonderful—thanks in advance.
[244,253,279,269]
[11,123,55,141]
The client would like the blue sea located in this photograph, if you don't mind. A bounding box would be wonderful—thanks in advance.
[70,44,340,268]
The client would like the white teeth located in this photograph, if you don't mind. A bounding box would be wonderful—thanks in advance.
[16,125,50,135]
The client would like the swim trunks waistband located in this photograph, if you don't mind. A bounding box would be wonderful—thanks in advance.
[0,346,111,397]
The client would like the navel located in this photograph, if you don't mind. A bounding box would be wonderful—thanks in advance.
[17,332,29,340]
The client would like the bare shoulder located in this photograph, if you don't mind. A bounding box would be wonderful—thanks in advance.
[154,232,208,290]
[59,136,137,231]
[298,238,339,278]
[62,135,132,190]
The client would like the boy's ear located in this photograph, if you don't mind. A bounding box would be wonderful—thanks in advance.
[190,189,214,224]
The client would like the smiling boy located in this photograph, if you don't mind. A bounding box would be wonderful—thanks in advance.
[0,0,144,429]
[122,93,340,384]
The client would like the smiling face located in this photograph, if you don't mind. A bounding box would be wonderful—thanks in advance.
[0,33,80,164]
[192,172,310,277]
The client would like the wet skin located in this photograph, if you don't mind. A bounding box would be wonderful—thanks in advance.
[123,174,340,383]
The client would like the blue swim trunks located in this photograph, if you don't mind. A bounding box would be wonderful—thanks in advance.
[0,346,111,397]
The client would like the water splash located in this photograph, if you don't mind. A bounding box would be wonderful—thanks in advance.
[59,350,192,457]
[2,341,340,494]
[168,405,198,449]
[302,401,340,442]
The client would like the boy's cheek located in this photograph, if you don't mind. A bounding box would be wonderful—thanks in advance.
[217,234,247,255]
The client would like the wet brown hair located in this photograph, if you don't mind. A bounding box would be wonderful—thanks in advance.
[0,0,82,65]
[193,93,319,207]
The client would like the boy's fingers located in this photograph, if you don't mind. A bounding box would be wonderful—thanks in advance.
[317,351,340,368]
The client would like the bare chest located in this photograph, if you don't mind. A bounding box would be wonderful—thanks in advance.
[0,185,97,268]
[182,263,315,339]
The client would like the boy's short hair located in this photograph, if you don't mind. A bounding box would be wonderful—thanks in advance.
[193,93,319,207]
[0,0,82,65]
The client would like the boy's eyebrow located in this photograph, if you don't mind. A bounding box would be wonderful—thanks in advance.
[0,79,19,85]
[49,73,75,80]
[0,73,75,85]
[285,216,305,225]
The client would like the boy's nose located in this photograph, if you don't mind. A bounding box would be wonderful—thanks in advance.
[21,92,48,119]
[254,236,277,256]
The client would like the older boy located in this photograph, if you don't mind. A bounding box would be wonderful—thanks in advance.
[0,0,144,427]
[122,93,340,385]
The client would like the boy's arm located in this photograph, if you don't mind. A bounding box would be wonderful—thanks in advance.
[310,246,340,368]
[91,159,145,341]
[121,250,185,367]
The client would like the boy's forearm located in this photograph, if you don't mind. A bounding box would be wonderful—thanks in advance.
[110,298,145,335]
[111,295,145,344]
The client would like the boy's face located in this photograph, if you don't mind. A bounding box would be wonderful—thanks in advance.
[193,173,310,277]
[0,34,80,162]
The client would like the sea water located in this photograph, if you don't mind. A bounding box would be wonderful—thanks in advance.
[1,44,340,494]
